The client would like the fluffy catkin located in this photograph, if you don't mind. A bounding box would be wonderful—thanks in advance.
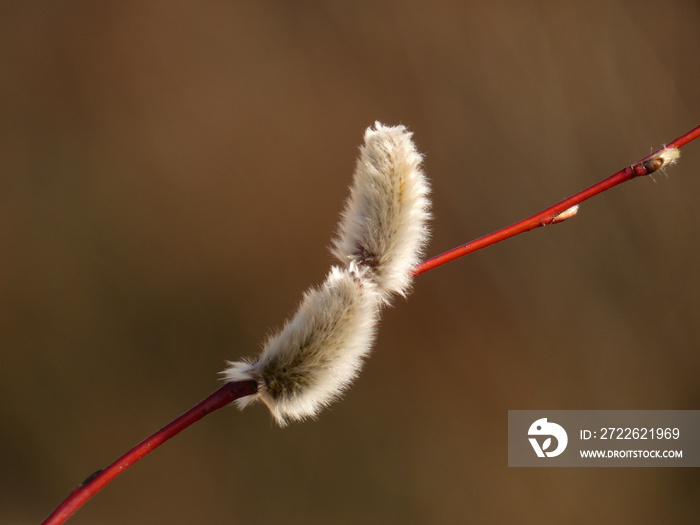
[223,122,431,425]
[224,266,380,425]
[333,122,431,300]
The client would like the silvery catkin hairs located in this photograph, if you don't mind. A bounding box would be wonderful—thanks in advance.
[223,122,431,425]
[333,122,431,300]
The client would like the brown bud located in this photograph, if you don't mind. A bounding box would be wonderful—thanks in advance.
[642,157,664,174]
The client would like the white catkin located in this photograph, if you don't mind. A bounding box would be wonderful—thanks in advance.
[658,147,680,167]
[333,122,431,300]
[223,122,431,425]
[224,266,381,425]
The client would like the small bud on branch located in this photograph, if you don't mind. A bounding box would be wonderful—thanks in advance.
[550,204,580,224]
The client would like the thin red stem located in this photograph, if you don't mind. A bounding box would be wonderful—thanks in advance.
[41,380,257,525]
[666,124,700,149]
[41,124,699,525]
[414,124,700,276]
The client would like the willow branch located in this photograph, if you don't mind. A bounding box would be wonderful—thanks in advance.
[414,125,699,276]
[41,124,699,525]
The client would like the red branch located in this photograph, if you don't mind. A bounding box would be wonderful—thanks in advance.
[414,125,700,276]
[41,380,257,525]
[41,124,699,525]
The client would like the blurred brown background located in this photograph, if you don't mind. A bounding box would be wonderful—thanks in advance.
[2,1,699,523]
